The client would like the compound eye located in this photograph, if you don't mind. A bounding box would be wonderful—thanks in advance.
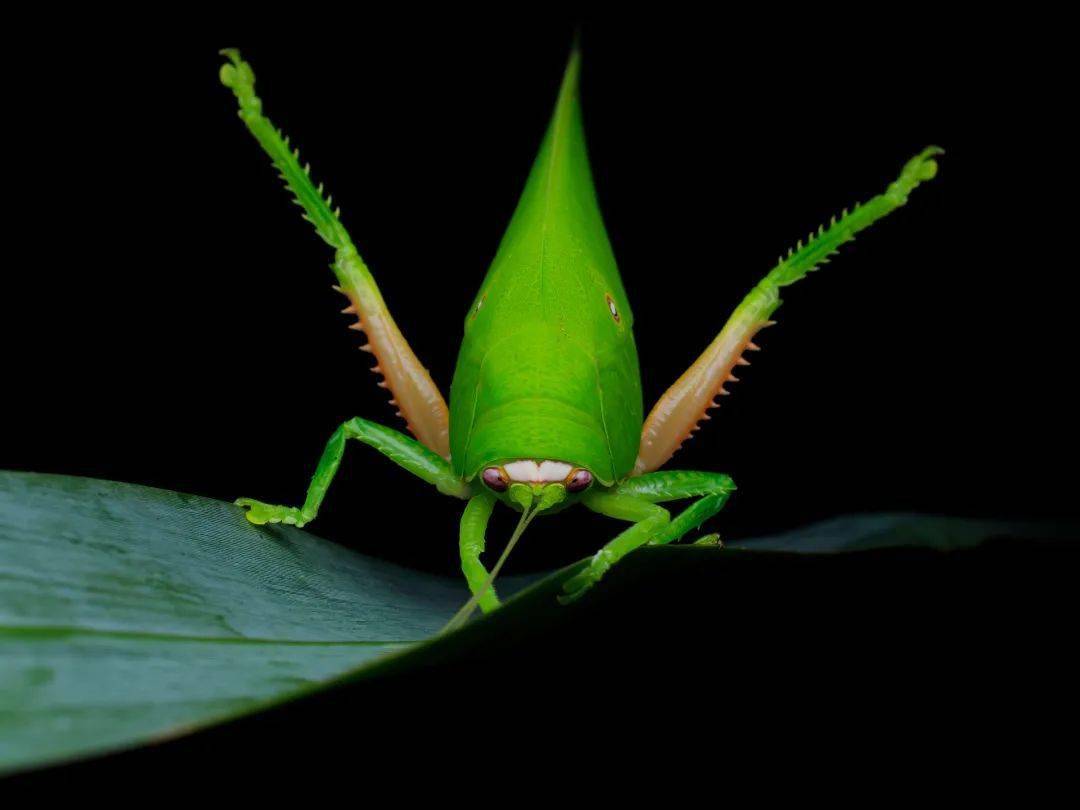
[481,467,509,492]
[566,469,593,493]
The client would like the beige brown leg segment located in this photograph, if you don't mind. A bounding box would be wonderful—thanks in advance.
[635,147,944,474]
[334,247,450,458]
[219,50,450,458]
[634,284,774,475]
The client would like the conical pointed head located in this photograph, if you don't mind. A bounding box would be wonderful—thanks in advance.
[449,48,643,485]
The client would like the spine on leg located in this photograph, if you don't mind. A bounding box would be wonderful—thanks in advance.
[634,148,942,475]
[220,50,451,457]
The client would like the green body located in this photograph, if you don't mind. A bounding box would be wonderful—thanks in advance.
[221,47,941,620]
[449,53,641,485]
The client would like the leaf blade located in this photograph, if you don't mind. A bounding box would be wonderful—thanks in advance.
[0,471,466,772]
[2,471,1067,773]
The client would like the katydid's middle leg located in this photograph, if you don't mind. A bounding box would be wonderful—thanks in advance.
[615,470,736,546]
[237,417,470,527]
[559,471,735,603]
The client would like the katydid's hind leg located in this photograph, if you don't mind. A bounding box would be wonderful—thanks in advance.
[236,417,469,527]
[559,471,736,603]
[634,148,943,475]
[459,492,501,614]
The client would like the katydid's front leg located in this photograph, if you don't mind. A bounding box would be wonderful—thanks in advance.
[459,491,501,613]
[635,148,943,474]
[237,417,470,527]
[559,471,735,603]
[220,51,451,456]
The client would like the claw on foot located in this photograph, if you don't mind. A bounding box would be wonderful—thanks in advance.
[235,498,307,527]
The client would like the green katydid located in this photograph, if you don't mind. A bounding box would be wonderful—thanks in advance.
[220,47,941,624]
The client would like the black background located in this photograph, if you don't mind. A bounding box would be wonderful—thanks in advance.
[4,13,1077,782]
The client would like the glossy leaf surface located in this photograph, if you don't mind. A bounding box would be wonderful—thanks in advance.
[0,471,1060,773]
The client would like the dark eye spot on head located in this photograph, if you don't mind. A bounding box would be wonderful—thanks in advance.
[566,469,593,493]
[482,466,508,492]
[605,293,620,323]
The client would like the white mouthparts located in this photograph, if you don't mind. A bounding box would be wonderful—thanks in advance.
[503,459,573,483]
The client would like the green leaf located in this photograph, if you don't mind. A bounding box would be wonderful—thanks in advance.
[728,512,1055,553]
[0,471,1063,773]
[0,471,474,773]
